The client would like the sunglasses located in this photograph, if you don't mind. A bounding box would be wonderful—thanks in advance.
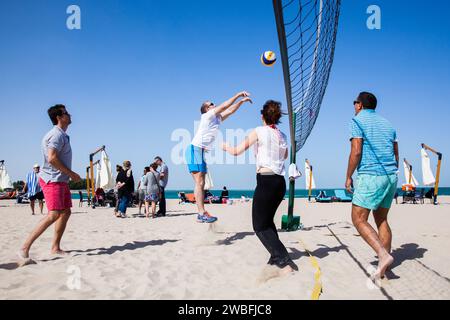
[353,101,361,106]
[61,111,71,116]
[208,102,215,107]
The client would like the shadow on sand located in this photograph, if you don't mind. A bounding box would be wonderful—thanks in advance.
[288,243,348,261]
[215,232,255,245]
[69,239,180,257]
[368,243,428,279]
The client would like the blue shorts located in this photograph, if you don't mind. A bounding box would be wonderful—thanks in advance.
[185,144,207,173]
[353,174,398,210]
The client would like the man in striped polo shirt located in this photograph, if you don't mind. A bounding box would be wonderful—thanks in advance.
[23,164,45,215]
[346,92,399,281]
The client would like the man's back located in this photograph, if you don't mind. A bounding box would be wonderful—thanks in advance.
[350,109,397,176]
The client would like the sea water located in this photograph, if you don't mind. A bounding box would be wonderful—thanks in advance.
[71,187,450,199]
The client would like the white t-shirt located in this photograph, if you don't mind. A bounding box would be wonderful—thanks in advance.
[191,109,222,149]
[254,126,288,176]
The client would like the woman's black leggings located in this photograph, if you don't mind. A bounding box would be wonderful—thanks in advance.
[252,173,292,268]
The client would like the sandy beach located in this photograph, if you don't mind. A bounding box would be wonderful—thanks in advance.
[0,197,449,300]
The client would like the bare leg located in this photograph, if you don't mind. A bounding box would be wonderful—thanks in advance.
[39,200,44,215]
[373,207,392,254]
[145,201,150,218]
[151,202,156,218]
[21,211,62,258]
[191,172,206,214]
[138,200,143,214]
[351,205,393,278]
[51,209,71,254]
[30,200,35,215]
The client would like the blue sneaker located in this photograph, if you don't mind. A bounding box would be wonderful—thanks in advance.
[197,212,218,223]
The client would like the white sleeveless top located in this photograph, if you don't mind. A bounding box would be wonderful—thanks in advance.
[191,109,222,150]
[254,126,288,176]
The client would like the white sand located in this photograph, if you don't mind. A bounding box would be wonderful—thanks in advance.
[1,197,449,300]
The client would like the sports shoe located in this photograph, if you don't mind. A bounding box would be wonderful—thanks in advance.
[197,212,217,223]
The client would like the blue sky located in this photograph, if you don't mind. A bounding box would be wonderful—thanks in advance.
[0,0,449,190]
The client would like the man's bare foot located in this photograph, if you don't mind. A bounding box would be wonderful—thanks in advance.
[17,249,30,260]
[373,253,394,280]
[51,249,68,256]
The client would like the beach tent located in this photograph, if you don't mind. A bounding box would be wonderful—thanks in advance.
[421,148,436,186]
[403,159,419,187]
[97,150,114,190]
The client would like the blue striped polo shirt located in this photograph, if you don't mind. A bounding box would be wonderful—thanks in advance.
[26,171,42,197]
[349,109,398,176]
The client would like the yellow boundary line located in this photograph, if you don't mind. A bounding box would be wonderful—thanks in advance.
[298,238,322,300]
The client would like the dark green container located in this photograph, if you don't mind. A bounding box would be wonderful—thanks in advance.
[281,214,302,231]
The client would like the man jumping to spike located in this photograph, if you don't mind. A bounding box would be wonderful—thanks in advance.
[186,91,252,223]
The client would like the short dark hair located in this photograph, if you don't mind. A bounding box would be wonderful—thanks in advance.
[154,156,162,162]
[357,92,377,110]
[47,104,66,125]
[144,166,150,172]
[261,100,283,125]
[200,101,211,114]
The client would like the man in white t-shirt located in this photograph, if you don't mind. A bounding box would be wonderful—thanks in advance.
[186,91,252,223]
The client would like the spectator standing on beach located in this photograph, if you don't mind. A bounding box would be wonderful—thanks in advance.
[186,91,252,223]
[114,165,123,214]
[137,167,150,215]
[19,104,81,261]
[144,162,161,219]
[154,156,168,217]
[346,92,399,280]
[23,164,45,215]
[115,161,134,218]
[220,186,229,203]
[222,100,298,277]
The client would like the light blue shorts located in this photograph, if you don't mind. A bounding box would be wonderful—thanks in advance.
[185,144,207,173]
[352,174,398,210]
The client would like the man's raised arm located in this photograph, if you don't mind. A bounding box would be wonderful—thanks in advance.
[214,91,250,115]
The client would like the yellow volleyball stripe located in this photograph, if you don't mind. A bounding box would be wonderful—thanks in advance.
[298,238,323,300]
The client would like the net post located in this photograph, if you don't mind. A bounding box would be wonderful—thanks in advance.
[434,153,442,205]
[89,155,95,208]
[274,0,300,231]
[287,139,297,229]
[86,166,90,206]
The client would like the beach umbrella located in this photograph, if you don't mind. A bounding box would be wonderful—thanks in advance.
[95,162,101,190]
[305,160,316,190]
[98,150,114,190]
[0,168,13,189]
[421,148,436,186]
[403,159,419,187]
